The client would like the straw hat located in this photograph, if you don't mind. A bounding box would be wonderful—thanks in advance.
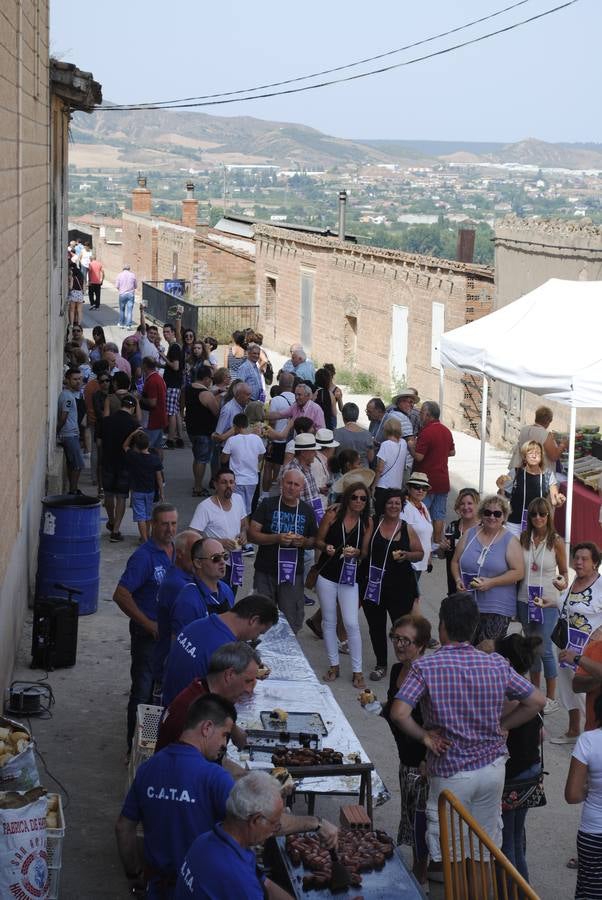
[332,468,375,495]
[294,433,317,451]
[315,428,339,449]
[406,471,431,490]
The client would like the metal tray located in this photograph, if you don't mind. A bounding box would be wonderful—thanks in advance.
[260,710,328,736]
[246,728,321,749]
[276,837,424,898]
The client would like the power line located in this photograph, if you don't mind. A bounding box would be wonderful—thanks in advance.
[104,0,536,110]
[100,0,579,112]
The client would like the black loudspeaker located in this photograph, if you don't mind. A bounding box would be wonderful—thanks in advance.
[31,598,79,669]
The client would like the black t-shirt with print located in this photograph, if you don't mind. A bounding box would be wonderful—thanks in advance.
[163,342,184,389]
[252,496,317,574]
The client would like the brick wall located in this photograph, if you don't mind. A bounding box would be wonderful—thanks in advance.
[194,237,255,306]
[255,225,493,433]
[121,212,195,286]
[0,0,52,693]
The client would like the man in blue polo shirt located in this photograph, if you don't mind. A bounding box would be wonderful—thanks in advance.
[175,771,292,900]
[155,530,200,683]
[169,538,235,637]
[113,502,177,756]
[116,694,236,898]
[162,594,278,706]
[118,697,339,898]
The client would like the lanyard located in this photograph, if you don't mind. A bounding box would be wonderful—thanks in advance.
[462,526,500,576]
[277,496,299,534]
[527,538,545,592]
[342,518,361,552]
[522,470,543,513]
[214,496,236,539]
[368,518,399,570]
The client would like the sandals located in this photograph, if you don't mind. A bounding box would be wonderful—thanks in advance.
[369,666,387,682]
[352,672,365,689]
[338,640,350,655]
[323,665,340,683]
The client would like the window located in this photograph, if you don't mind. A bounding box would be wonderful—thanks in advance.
[431,302,445,370]
[172,252,179,277]
[265,276,276,321]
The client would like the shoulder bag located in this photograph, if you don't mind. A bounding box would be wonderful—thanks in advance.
[501,719,546,811]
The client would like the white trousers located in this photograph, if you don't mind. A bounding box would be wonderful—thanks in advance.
[316,575,362,673]
[427,756,506,862]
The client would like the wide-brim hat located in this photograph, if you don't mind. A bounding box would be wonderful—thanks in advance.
[394,389,420,403]
[294,433,317,451]
[315,428,339,449]
[333,468,375,494]
[406,471,431,490]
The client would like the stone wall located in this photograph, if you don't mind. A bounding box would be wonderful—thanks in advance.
[492,216,602,448]
[255,225,494,432]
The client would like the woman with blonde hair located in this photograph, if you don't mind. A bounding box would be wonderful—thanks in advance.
[452,493,524,642]
[499,440,564,538]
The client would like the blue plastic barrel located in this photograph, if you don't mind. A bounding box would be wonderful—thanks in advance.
[36,495,101,615]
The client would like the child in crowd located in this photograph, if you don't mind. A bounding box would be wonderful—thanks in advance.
[123,429,164,541]
[221,413,265,518]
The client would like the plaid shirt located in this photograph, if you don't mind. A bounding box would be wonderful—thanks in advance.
[281,458,319,503]
[396,643,533,777]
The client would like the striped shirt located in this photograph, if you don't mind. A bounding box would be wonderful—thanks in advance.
[396,642,533,777]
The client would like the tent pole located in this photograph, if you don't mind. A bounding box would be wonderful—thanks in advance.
[439,366,445,415]
[565,405,577,557]
[478,377,488,494]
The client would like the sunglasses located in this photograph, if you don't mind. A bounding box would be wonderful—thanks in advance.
[482,509,503,518]
[198,552,230,563]
[351,494,368,501]
[529,511,548,519]
[409,485,428,492]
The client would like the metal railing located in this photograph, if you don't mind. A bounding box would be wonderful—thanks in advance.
[438,789,540,900]
[142,282,259,344]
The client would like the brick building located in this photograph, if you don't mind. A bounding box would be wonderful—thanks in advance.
[0,1,100,693]
[492,215,602,449]
[255,224,493,432]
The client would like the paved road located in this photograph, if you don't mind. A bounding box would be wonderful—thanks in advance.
[9,291,582,898]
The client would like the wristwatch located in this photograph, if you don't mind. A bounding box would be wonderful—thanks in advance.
[574,654,582,666]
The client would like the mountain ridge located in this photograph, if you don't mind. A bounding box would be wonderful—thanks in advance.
[71,109,602,170]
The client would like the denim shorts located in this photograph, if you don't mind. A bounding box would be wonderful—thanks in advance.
[132,491,155,522]
[61,435,84,470]
[424,491,448,521]
[145,428,164,450]
[190,434,213,463]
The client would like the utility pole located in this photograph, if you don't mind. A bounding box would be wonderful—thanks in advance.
[222,164,227,215]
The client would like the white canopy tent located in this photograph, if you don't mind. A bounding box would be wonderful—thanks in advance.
[439,278,602,550]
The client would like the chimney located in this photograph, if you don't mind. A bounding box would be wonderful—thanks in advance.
[181,181,199,229]
[131,172,152,216]
[456,228,475,264]
[338,190,347,241]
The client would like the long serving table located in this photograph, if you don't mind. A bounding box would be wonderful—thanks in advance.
[230,616,390,817]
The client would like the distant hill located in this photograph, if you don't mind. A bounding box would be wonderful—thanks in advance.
[70,108,602,171]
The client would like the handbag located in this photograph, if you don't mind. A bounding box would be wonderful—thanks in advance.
[551,579,574,649]
[501,719,547,812]
[304,540,345,590]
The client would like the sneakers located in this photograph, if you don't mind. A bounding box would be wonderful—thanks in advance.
[241,544,255,557]
[543,698,560,715]
[109,532,124,542]
[175,438,185,448]
[304,595,316,606]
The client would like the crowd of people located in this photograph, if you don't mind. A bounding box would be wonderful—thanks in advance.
[56,286,602,898]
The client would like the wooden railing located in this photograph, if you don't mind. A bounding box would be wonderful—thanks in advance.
[438,789,540,899]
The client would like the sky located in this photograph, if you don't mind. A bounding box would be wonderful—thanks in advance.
[50,0,598,144]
